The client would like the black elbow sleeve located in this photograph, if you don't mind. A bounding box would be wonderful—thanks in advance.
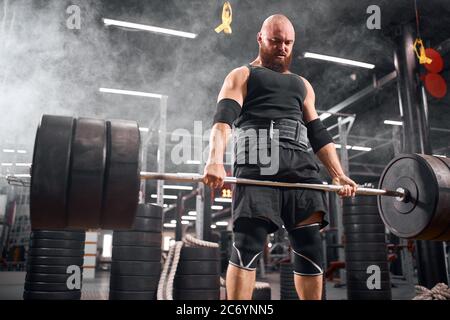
[306,118,334,153]
[213,98,241,127]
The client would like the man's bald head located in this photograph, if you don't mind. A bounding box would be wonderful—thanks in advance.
[260,14,295,39]
[257,14,295,73]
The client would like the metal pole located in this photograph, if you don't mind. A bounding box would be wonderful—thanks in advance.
[156,96,168,207]
[393,23,448,287]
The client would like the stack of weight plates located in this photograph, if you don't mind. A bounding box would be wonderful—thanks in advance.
[174,247,221,300]
[252,282,271,300]
[23,230,86,300]
[343,197,392,300]
[109,204,162,300]
[279,262,298,300]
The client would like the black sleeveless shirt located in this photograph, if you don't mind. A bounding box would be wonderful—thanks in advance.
[233,64,322,183]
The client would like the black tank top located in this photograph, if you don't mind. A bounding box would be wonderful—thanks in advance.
[239,64,307,122]
[233,64,322,183]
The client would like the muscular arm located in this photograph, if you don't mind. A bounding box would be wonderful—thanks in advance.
[301,77,357,196]
[204,67,249,188]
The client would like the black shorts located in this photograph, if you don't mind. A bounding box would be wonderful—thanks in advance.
[232,147,329,233]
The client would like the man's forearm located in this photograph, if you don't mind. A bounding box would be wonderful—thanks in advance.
[207,123,232,164]
[315,143,346,179]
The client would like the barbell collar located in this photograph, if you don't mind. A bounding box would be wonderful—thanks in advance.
[140,171,405,198]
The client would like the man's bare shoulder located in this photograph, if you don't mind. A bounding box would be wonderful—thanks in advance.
[226,66,250,82]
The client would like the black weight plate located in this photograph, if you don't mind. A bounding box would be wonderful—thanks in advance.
[30,230,85,241]
[30,115,75,229]
[347,280,391,291]
[112,246,161,261]
[378,154,440,239]
[343,196,377,207]
[29,239,84,250]
[132,217,162,233]
[344,224,385,234]
[346,261,389,271]
[24,282,81,292]
[102,120,140,230]
[113,231,161,247]
[347,290,392,300]
[174,289,220,300]
[343,206,380,216]
[111,261,161,276]
[67,118,106,229]
[109,275,159,291]
[26,273,75,283]
[174,275,220,290]
[27,256,83,266]
[23,290,81,300]
[345,251,387,261]
[176,261,220,275]
[109,290,156,300]
[28,248,84,257]
[343,215,384,225]
[345,243,387,252]
[347,271,391,282]
[252,287,271,300]
[26,264,77,274]
[345,233,386,243]
[180,247,220,261]
[136,204,163,219]
[433,156,450,241]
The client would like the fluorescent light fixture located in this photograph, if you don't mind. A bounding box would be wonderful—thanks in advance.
[103,18,197,39]
[211,224,217,229]
[163,185,193,191]
[216,221,229,226]
[433,154,447,158]
[384,120,403,126]
[319,113,331,121]
[188,211,197,216]
[304,52,375,69]
[151,194,178,199]
[186,160,201,165]
[99,88,163,99]
[181,220,189,225]
[170,220,177,224]
[214,197,232,203]
[211,205,223,210]
[102,234,112,258]
[16,150,27,154]
[139,127,149,132]
[15,163,31,167]
[14,174,31,178]
[1,163,13,166]
[351,146,372,152]
[334,144,351,149]
[163,223,176,228]
[2,149,14,153]
[182,215,197,221]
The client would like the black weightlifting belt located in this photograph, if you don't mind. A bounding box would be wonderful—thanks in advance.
[235,118,308,150]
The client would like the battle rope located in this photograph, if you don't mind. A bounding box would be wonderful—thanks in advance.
[413,283,450,300]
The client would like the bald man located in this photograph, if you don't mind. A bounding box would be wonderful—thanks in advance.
[204,14,357,300]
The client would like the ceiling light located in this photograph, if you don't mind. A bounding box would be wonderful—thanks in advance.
[304,52,375,69]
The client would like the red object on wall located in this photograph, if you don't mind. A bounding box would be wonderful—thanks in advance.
[424,48,444,73]
[424,73,447,98]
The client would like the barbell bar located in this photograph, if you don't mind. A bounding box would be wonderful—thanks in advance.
[28,115,450,241]
[140,172,406,198]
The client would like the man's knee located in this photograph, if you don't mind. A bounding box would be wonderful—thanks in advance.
[288,223,324,276]
[229,218,269,271]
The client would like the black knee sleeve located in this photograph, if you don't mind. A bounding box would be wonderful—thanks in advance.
[229,218,269,271]
[288,223,324,276]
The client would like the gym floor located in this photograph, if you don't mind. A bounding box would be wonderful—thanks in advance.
[0,271,416,300]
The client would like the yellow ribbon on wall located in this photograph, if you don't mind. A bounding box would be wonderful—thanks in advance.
[215,2,232,34]
[413,38,432,65]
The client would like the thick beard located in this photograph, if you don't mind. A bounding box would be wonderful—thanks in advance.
[259,44,292,73]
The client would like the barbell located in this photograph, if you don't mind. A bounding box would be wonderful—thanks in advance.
[29,115,450,241]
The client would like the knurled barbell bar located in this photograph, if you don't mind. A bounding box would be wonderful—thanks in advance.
[28,115,450,241]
